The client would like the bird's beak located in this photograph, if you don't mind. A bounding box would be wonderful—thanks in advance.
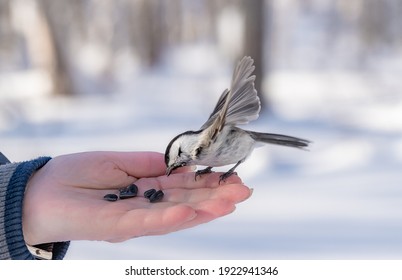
[166,162,186,176]
[166,166,174,176]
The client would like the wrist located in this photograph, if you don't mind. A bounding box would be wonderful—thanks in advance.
[0,156,52,259]
[22,163,51,245]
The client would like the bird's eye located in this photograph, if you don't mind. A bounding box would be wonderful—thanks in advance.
[195,147,203,157]
[178,147,182,157]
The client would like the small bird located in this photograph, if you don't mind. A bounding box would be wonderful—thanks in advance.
[165,56,310,183]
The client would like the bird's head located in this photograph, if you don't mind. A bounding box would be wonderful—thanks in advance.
[164,131,203,176]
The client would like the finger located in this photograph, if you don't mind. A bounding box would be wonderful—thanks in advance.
[169,165,197,175]
[109,151,194,178]
[154,198,238,235]
[95,184,251,241]
[109,151,166,177]
[134,172,243,193]
[107,204,197,241]
[163,183,252,204]
[109,197,239,240]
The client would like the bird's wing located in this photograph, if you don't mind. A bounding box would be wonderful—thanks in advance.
[225,56,260,126]
[199,56,261,144]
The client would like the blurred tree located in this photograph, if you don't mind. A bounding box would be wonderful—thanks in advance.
[243,0,268,111]
[0,1,13,59]
[37,0,76,95]
[358,0,402,50]
[135,0,165,68]
[3,0,402,100]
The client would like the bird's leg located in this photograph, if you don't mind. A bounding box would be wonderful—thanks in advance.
[195,166,213,180]
[219,161,242,184]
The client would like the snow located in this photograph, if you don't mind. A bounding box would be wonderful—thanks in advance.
[1,46,402,259]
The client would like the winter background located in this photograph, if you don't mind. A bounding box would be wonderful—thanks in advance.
[1,0,402,259]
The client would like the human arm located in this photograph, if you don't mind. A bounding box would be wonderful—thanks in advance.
[4,151,250,259]
[0,156,69,259]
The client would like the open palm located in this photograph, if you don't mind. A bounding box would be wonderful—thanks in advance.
[22,151,251,245]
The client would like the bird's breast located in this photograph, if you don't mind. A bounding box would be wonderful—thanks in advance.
[195,127,255,167]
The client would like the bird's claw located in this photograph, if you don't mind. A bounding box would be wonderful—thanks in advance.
[218,171,237,184]
[194,167,213,181]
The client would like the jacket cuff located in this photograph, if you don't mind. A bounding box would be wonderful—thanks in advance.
[0,157,70,259]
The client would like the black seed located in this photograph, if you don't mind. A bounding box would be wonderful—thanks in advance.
[127,184,138,195]
[144,188,156,199]
[119,183,138,199]
[149,190,164,203]
[119,192,136,199]
[103,193,118,202]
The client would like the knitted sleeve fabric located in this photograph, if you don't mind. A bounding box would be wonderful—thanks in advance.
[0,157,70,259]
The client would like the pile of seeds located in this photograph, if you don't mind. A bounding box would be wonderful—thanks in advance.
[103,183,164,203]
[144,188,164,203]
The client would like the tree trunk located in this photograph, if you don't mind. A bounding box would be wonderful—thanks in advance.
[37,0,76,96]
[243,0,268,111]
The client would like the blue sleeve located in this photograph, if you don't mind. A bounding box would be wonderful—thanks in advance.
[0,157,70,259]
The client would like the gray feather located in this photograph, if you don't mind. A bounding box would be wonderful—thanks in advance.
[225,56,260,125]
[200,56,260,131]
[247,131,311,149]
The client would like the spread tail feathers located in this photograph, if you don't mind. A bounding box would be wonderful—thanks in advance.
[248,131,311,149]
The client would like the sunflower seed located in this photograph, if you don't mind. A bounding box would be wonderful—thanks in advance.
[127,184,138,194]
[119,183,138,199]
[103,193,118,202]
[149,190,164,203]
[144,188,156,199]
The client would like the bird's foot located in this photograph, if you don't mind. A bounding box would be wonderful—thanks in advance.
[195,167,213,180]
[219,171,237,184]
[218,161,242,184]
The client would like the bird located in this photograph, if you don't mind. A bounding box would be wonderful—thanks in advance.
[164,56,310,183]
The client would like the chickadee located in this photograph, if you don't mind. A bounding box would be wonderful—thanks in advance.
[165,56,310,182]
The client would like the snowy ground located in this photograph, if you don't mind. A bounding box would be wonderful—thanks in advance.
[1,49,402,259]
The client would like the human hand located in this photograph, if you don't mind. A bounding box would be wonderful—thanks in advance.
[22,151,251,245]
